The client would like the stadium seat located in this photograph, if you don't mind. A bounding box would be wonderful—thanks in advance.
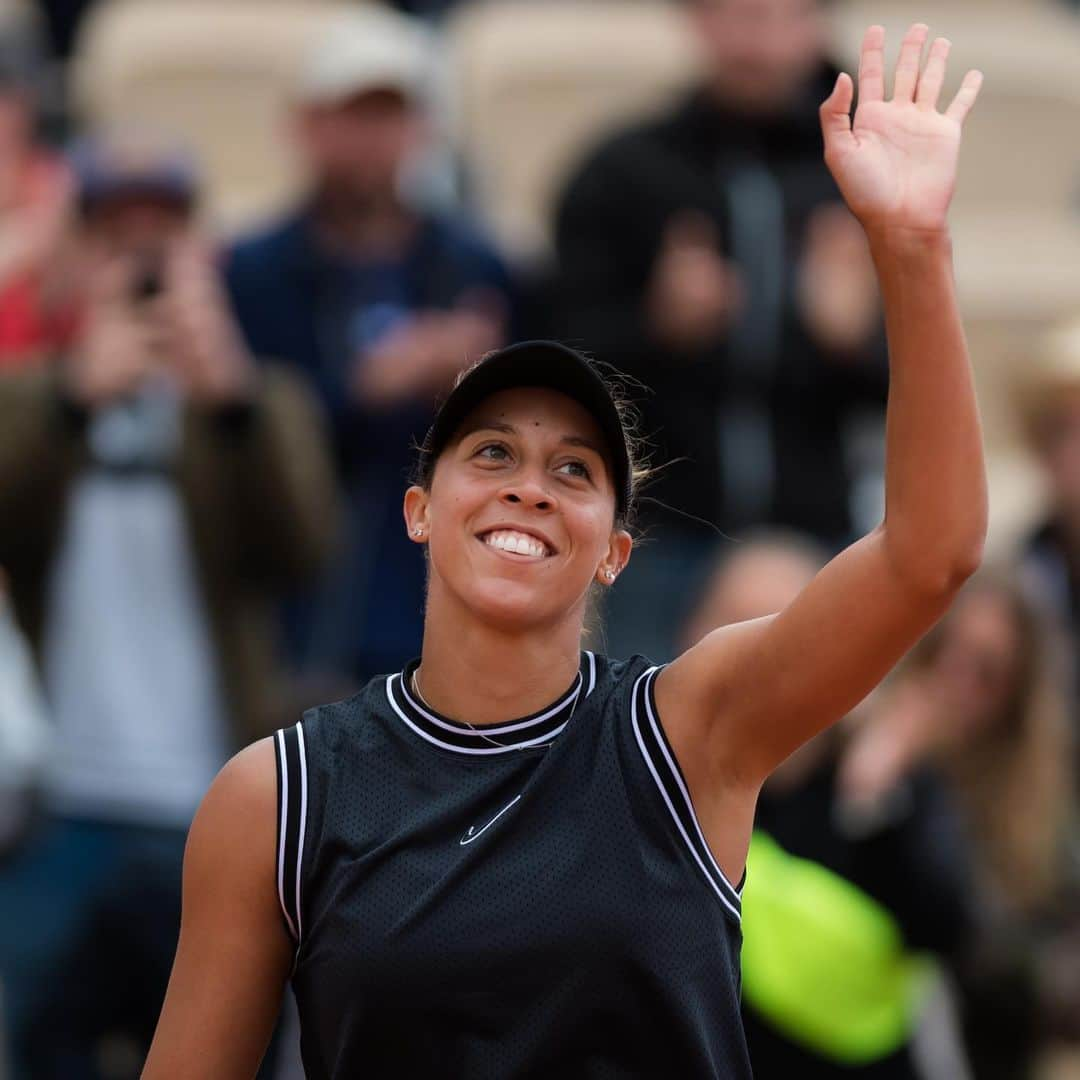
[0,0,31,26]
[831,1,1080,208]
[0,0,42,63]
[446,0,702,261]
[830,0,1080,84]
[72,0,357,231]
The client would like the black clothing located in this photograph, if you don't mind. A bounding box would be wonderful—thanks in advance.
[1022,518,1080,699]
[745,754,975,1079]
[554,69,888,543]
[1023,518,1080,625]
[740,1011,918,1080]
[274,654,750,1079]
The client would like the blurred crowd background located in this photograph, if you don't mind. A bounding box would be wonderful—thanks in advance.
[0,0,1079,1077]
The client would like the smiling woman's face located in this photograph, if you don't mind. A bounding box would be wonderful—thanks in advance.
[405,387,632,633]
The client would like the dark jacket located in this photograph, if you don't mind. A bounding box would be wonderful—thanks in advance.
[0,366,338,747]
[744,755,975,1079]
[225,208,515,464]
[554,68,888,543]
[1022,518,1080,637]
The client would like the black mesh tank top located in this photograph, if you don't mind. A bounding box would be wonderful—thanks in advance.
[273,652,751,1078]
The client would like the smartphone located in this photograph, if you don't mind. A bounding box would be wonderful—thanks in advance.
[131,261,163,305]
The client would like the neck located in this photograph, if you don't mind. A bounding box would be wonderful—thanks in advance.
[416,587,585,727]
[311,186,414,257]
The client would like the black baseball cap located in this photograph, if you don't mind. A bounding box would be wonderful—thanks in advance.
[419,341,633,517]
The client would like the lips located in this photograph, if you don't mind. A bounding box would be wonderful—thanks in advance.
[478,528,554,559]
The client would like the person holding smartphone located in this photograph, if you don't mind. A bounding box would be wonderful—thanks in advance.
[0,127,337,1078]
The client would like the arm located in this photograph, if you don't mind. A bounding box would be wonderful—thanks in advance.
[795,204,891,408]
[553,144,657,375]
[553,143,740,389]
[143,739,293,1078]
[797,204,883,357]
[166,241,340,587]
[0,369,87,570]
[658,25,986,838]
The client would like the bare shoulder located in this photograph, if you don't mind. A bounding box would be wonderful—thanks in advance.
[199,736,278,828]
[144,738,291,1076]
[186,737,280,899]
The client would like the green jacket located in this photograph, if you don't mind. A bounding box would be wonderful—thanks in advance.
[0,366,339,750]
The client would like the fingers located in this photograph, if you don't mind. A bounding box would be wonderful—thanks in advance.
[892,23,928,103]
[858,23,983,122]
[915,36,951,110]
[946,69,984,125]
[89,254,138,309]
[819,73,855,154]
[857,25,886,104]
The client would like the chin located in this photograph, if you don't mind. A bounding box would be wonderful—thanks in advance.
[466,579,564,631]
[435,569,582,635]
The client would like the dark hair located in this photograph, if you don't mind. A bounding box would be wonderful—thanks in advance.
[411,364,652,532]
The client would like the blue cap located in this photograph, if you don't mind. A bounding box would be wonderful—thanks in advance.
[69,130,199,213]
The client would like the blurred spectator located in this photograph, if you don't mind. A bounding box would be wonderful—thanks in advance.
[0,42,77,366]
[36,0,97,62]
[0,127,336,1077]
[1020,318,1080,709]
[842,573,1080,1079]
[683,534,975,1079]
[226,7,514,686]
[554,0,887,662]
[0,569,50,857]
[389,0,463,20]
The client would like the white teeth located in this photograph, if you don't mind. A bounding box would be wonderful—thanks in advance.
[483,530,549,558]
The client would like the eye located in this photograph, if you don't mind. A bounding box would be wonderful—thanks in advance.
[556,459,592,480]
[474,442,511,463]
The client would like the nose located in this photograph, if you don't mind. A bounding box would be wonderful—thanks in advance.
[499,473,556,513]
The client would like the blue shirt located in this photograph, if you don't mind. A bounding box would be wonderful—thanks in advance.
[225,208,515,679]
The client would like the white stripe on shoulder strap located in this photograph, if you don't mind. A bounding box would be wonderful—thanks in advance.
[641,671,743,910]
[274,729,297,942]
[630,668,742,923]
[293,722,309,943]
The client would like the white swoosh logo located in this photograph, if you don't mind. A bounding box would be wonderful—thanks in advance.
[460,794,522,846]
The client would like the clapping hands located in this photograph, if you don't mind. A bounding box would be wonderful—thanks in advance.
[66,237,254,409]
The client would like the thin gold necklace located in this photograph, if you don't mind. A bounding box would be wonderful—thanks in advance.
[411,666,578,751]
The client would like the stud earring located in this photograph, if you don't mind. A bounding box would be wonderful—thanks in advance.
[605,569,616,582]
[414,527,424,537]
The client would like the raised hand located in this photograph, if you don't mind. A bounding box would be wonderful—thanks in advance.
[162,236,255,406]
[65,256,156,408]
[820,24,983,237]
[647,212,744,351]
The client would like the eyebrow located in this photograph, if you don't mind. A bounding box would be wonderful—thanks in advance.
[460,421,607,460]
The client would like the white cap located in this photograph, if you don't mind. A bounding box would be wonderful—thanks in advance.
[297,8,430,107]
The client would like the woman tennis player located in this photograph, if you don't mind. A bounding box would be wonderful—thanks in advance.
[145,24,985,1079]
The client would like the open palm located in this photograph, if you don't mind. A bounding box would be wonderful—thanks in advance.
[821,25,983,235]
